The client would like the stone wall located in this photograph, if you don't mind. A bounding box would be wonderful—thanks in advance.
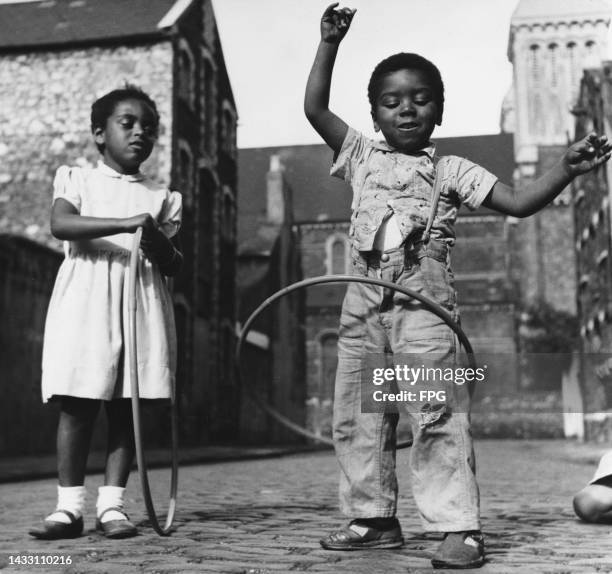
[0,43,173,247]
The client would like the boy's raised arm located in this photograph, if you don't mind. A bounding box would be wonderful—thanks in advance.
[304,3,356,154]
[483,133,612,217]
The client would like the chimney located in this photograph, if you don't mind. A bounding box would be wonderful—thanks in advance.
[266,154,284,224]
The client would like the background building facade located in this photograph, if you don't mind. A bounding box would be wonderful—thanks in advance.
[573,64,612,440]
[505,0,612,313]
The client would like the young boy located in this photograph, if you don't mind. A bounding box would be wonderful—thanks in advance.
[304,3,611,569]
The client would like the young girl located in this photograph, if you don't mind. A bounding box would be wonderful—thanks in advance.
[304,4,611,569]
[29,85,183,540]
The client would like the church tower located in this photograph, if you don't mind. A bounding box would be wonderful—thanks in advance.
[506,0,612,166]
[504,0,612,313]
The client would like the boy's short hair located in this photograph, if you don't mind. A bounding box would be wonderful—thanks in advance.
[91,85,160,151]
[367,53,445,121]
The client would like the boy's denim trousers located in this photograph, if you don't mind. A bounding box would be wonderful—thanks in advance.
[333,240,480,532]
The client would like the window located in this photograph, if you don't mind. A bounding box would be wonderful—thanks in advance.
[567,42,579,99]
[222,186,235,242]
[325,233,350,274]
[584,40,599,70]
[548,43,558,88]
[178,141,193,207]
[528,44,543,135]
[221,102,236,156]
[177,42,195,107]
[201,54,216,156]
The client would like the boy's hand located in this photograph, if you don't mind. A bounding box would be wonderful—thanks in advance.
[321,3,356,44]
[563,132,612,177]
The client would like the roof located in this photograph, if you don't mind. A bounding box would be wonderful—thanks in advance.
[237,132,515,244]
[0,0,186,51]
[434,133,515,188]
[239,143,350,228]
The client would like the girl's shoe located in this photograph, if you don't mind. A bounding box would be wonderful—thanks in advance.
[29,510,83,540]
[96,507,137,539]
[431,531,485,569]
[320,518,404,550]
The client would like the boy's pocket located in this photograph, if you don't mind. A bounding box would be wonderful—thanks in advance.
[418,256,456,310]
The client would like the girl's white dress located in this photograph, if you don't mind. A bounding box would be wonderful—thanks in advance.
[41,162,182,402]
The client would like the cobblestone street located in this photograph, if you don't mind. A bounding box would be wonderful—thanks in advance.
[1,440,612,573]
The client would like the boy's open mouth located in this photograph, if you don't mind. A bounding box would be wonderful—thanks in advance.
[397,122,418,131]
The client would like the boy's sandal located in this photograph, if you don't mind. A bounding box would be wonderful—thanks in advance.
[320,519,404,550]
[96,507,138,539]
[431,531,485,569]
[29,510,83,540]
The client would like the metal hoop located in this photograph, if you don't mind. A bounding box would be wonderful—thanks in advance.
[235,275,477,450]
[128,227,178,536]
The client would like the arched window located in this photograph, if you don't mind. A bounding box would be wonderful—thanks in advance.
[201,53,216,156]
[221,101,236,157]
[528,45,543,136]
[178,140,193,207]
[222,186,235,241]
[567,41,579,99]
[177,41,195,108]
[548,43,558,88]
[585,40,599,68]
[529,44,540,71]
[325,233,350,274]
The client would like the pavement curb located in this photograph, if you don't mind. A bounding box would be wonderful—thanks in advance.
[0,443,331,483]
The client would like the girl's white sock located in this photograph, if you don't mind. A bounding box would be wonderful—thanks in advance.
[46,485,86,523]
[96,485,127,523]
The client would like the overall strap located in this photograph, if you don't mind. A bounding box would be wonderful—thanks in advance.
[422,155,444,244]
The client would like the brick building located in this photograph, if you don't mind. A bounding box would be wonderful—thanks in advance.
[236,154,305,443]
[0,0,239,453]
[573,64,612,440]
[504,0,612,314]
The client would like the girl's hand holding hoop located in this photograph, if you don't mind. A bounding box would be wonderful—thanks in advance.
[124,212,157,233]
[125,213,182,276]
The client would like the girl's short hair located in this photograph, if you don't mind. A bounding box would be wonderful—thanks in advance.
[90,85,160,150]
[367,53,445,120]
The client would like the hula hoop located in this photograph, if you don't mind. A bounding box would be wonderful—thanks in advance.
[128,227,178,536]
[235,275,477,450]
